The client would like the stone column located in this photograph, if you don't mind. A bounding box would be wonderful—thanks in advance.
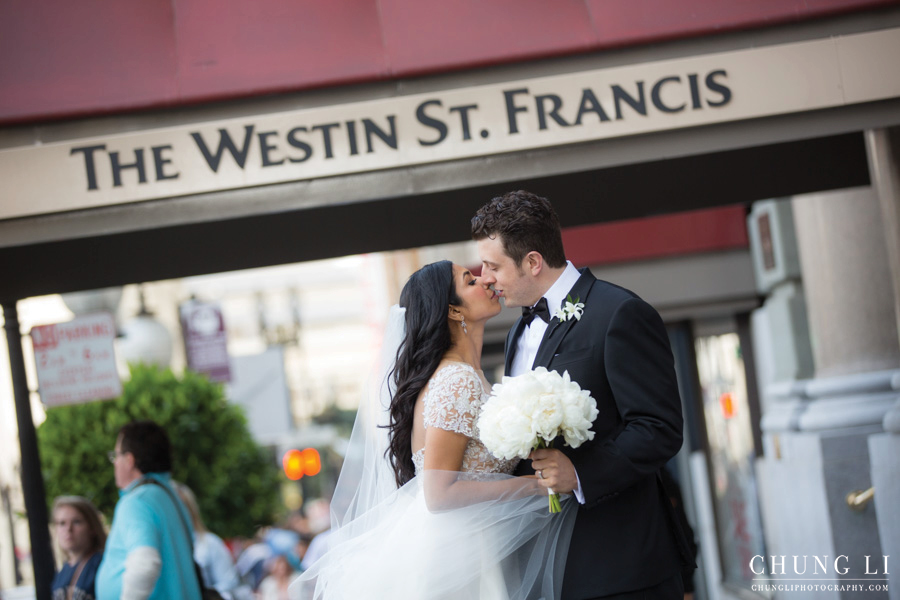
[748,200,814,437]
[867,128,900,349]
[865,127,900,600]
[791,186,900,431]
[756,185,898,599]
[792,187,899,378]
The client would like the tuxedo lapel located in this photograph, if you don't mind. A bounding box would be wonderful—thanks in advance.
[532,269,596,369]
[504,317,526,375]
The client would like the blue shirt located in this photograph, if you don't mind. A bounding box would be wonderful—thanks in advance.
[96,473,201,600]
[52,552,102,600]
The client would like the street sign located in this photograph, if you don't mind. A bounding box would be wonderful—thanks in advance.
[180,300,231,382]
[30,312,122,406]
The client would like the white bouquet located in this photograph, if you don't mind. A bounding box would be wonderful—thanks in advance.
[477,367,599,512]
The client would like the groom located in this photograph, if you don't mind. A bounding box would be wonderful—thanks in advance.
[472,191,692,600]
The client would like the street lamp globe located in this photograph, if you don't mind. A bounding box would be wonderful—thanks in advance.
[117,314,173,368]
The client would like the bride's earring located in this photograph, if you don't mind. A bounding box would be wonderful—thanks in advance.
[461,317,468,334]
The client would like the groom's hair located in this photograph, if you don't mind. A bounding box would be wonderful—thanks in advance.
[471,190,567,269]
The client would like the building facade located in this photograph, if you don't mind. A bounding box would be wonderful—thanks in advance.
[2,2,900,598]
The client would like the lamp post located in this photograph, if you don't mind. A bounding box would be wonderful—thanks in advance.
[2,301,55,600]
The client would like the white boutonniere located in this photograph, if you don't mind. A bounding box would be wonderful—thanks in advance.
[555,295,585,322]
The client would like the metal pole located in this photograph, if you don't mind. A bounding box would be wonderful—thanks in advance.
[2,301,54,600]
[1,485,24,585]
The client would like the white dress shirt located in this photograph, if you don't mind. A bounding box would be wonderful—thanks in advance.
[510,261,581,377]
[509,261,586,503]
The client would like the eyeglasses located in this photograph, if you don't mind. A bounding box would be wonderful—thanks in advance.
[107,450,120,464]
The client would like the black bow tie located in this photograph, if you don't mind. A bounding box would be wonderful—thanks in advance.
[521,297,551,325]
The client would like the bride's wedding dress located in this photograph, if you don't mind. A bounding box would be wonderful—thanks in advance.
[411,361,519,477]
[291,309,576,600]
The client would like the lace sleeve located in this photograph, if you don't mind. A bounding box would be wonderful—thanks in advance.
[423,365,483,438]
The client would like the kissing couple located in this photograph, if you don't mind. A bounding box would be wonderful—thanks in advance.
[293,190,693,599]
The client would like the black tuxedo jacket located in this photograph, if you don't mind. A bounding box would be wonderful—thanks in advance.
[507,269,688,599]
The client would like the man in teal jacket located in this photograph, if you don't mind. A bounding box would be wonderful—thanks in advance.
[97,420,202,600]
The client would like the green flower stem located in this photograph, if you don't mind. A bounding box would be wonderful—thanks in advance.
[534,438,562,514]
[548,491,562,513]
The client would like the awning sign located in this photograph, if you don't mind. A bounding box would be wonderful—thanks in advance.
[2,27,899,220]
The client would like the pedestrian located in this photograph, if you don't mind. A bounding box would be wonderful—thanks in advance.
[51,496,106,600]
[174,481,248,600]
[96,420,202,600]
[256,555,297,600]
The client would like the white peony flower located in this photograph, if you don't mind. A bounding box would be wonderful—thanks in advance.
[477,367,597,513]
[478,399,534,460]
[532,391,564,443]
[477,367,597,457]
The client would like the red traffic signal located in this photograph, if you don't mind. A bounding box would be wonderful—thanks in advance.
[282,448,322,480]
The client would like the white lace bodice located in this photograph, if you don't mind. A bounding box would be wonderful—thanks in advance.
[412,362,519,476]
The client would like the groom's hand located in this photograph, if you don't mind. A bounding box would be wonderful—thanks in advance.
[529,449,578,494]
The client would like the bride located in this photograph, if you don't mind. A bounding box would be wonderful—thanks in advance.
[292,260,576,599]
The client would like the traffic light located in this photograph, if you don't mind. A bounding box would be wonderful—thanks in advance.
[301,447,321,476]
[282,448,321,480]
[719,392,735,420]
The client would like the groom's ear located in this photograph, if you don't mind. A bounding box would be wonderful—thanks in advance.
[524,251,543,276]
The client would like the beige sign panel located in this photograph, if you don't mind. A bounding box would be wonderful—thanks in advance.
[1,27,899,220]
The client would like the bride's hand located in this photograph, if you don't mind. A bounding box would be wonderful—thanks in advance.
[515,474,551,497]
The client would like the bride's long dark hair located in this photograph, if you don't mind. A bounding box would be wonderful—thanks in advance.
[387,260,462,487]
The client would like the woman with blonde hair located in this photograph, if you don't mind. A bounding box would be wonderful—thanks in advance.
[173,481,244,600]
[51,496,106,600]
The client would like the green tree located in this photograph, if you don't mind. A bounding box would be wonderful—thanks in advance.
[37,364,281,538]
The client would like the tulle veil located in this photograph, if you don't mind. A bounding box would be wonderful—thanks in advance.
[291,305,577,599]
